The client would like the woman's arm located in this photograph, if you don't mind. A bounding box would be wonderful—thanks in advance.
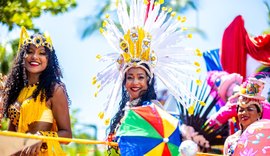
[51,84,72,143]
[8,121,16,131]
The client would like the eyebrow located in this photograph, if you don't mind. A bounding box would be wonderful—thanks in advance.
[239,106,256,110]
[127,73,146,76]
[137,73,146,76]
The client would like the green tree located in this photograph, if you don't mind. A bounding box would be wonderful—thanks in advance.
[0,118,9,130]
[0,0,77,31]
[0,0,77,74]
[63,108,103,156]
[0,39,19,75]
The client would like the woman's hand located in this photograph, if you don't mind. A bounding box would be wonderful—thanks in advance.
[20,141,43,156]
[18,132,43,156]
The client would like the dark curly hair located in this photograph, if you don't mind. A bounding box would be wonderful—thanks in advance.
[3,38,70,117]
[106,63,157,155]
[108,63,157,137]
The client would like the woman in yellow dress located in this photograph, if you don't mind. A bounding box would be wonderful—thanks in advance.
[2,27,72,156]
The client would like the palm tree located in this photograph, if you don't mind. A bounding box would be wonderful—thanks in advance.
[0,0,77,74]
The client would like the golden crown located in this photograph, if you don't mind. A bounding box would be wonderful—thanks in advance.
[19,26,53,51]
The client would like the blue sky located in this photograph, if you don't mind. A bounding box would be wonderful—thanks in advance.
[1,0,269,139]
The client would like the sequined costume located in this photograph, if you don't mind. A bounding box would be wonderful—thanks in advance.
[8,84,65,156]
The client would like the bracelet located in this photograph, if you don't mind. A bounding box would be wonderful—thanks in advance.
[40,142,48,153]
[38,131,58,137]
[37,131,58,153]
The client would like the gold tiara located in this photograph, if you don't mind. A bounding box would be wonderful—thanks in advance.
[19,26,53,51]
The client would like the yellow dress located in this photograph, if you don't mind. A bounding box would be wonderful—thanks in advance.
[8,84,66,156]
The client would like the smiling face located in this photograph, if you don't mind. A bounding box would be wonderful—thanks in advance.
[125,67,149,101]
[237,104,261,131]
[24,44,48,76]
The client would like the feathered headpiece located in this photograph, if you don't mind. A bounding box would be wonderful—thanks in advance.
[93,0,203,124]
[19,26,53,52]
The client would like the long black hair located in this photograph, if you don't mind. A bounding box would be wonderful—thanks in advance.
[108,63,157,137]
[3,35,69,117]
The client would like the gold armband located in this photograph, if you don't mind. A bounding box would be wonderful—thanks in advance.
[38,131,58,153]
[38,131,58,137]
[8,106,20,126]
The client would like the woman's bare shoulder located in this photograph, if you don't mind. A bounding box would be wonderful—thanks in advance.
[50,82,69,103]
[53,82,67,94]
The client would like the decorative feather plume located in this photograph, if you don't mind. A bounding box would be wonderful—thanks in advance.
[94,0,203,125]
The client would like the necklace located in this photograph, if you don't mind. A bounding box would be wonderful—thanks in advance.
[126,98,141,107]
[26,82,39,87]
[23,82,39,100]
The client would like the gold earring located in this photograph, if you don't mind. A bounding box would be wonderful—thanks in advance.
[24,54,28,58]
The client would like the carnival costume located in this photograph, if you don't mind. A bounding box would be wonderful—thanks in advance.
[93,0,203,125]
[7,27,65,156]
[206,71,243,130]
[177,78,229,154]
[92,0,204,155]
[224,78,267,155]
[221,15,270,79]
[206,73,270,132]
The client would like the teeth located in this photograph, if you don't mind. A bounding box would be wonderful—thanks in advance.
[131,87,140,91]
[30,62,39,65]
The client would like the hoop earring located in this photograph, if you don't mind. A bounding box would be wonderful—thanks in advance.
[22,58,28,86]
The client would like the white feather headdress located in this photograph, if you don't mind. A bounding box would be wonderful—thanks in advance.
[92,0,203,125]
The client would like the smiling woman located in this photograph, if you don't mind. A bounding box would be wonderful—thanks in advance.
[125,67,148,101]
[92,0,203,155]
[106,61,170,155]
[223,78,266,156]
[2,27,72,156]
[108,62,160,141]
[24,44,48,75]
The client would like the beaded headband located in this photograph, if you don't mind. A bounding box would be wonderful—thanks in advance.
[19,26,53,52]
